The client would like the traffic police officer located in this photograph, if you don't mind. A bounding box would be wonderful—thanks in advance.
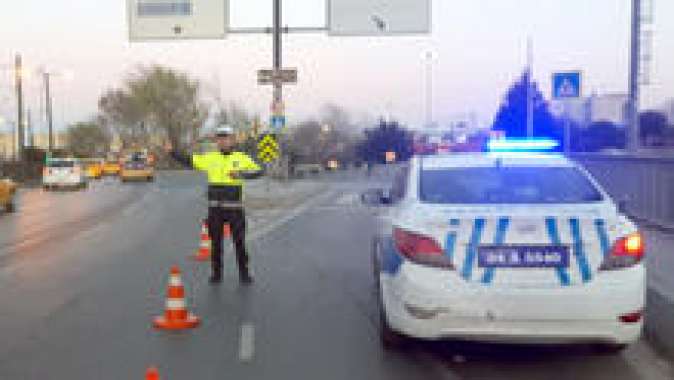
[167,125,263,285]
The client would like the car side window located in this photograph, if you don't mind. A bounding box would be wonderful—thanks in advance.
[390,165,410,203]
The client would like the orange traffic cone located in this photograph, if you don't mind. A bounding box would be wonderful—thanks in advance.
[191,220,211,262]
[145,366,160,380]
[153,266,200,330]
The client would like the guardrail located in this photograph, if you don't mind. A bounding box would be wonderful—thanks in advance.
[572,153,674,229]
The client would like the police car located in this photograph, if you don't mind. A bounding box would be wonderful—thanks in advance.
[366,140,645,352]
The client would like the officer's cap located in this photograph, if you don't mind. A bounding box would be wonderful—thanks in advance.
[215,125,235,137]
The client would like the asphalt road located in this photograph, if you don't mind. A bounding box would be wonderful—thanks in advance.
[0,170,672,379]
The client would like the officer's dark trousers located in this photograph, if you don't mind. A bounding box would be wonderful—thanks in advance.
[207,207,249,278]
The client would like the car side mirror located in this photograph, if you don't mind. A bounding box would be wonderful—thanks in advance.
[361,188,391,206]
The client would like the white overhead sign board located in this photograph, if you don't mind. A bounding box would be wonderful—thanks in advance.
[327,0,431,36]
[127,0,228,41]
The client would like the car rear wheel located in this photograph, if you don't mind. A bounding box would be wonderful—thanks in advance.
[5,202,15,213]
[373,239,409,351]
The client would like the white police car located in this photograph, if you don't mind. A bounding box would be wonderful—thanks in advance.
[367,140,645,352]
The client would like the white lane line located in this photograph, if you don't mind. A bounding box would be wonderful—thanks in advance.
[247,190,335,242]
[239,323,255,362]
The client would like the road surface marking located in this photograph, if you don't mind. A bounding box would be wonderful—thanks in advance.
[239,323,255,362]
[248,190,335,242]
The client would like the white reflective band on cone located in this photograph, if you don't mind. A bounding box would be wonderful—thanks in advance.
[166,298,186,310]
[169,276,182,287]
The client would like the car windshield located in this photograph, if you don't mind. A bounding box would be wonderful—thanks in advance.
[46,160,75,168]
[420,167,604,204]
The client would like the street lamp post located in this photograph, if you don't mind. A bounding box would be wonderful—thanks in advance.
[44,72,54,151]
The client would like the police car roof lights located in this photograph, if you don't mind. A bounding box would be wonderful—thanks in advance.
[487,138,559,152]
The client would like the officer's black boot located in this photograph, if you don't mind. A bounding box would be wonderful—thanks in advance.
[239,267,253,285]
[209,269,223,285]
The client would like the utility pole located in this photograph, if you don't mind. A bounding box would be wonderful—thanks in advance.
[14,54,24,161]
[424,51,434,128]
[627,0,641,152]
[44,72,54,151]
[273,0,282,108]
[27,109,34,147]
[526,37,534,138]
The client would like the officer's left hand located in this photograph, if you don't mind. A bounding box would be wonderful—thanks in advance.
[230,171,242,179]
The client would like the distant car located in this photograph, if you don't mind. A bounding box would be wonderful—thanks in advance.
[43,158,88,190]
[0,178,17,213]
[102,160,121,176]
[366,141,645,352]
[83,159,104,179]
[120,160,154,182]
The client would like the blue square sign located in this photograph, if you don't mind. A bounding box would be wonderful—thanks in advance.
[552,72,581,98]
[270,115,285,130]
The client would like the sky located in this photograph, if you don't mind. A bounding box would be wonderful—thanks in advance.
[0,0,672,133]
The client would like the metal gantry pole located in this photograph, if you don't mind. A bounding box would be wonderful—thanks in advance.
[273,0,282,106]
[628,0,641,152]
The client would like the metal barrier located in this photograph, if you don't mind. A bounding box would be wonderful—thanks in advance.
[573,153,674,228]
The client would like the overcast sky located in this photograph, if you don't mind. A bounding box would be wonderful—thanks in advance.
[0,0,672,132]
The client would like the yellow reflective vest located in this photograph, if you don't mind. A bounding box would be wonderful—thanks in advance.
[192,151,261,186]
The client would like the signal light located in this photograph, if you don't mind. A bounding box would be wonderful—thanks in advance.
[488,138,559,152]
[600,232,644,271]
[393,228,453,269]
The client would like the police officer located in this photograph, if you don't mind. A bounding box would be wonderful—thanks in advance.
[167,125,263,285]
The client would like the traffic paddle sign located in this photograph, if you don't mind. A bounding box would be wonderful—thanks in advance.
[257,134,279,163]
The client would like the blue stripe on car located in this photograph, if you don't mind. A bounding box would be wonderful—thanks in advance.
[545,217,571,286]
[569,218,592,283]
[380,237,404,275]
[481,217,510,284]
[461,218,486,281]
[445,233,456,262]
[594,219,610,258]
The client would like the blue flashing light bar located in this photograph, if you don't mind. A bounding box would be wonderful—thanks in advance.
[488,138,559,152]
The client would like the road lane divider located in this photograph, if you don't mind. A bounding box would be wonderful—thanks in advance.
[153,265,200,330]
[239,323,255,362]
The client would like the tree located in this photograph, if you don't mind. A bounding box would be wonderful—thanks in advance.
[492,71,561,142]
[98,65,208,151]
[639,110,668,147]
[66,121,111,157]
[357,119,413,164]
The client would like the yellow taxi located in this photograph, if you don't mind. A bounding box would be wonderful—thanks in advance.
[83,159,104,179]
[102,160,121,176]
[1,178,17,213]
[120,159,155,182]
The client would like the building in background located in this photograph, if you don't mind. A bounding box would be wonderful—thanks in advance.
[551,93,628,128]
[0,131,67,160]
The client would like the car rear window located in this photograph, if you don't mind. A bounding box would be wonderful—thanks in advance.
[47,161,75,168]
[419,167,604,204]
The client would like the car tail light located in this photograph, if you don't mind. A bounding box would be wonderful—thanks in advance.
[619,310,643,324]
[393,228,453,269]
[599,232,644,271]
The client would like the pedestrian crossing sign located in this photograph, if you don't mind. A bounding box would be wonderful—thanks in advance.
[552,71,581,99]
[257,134,279,163]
